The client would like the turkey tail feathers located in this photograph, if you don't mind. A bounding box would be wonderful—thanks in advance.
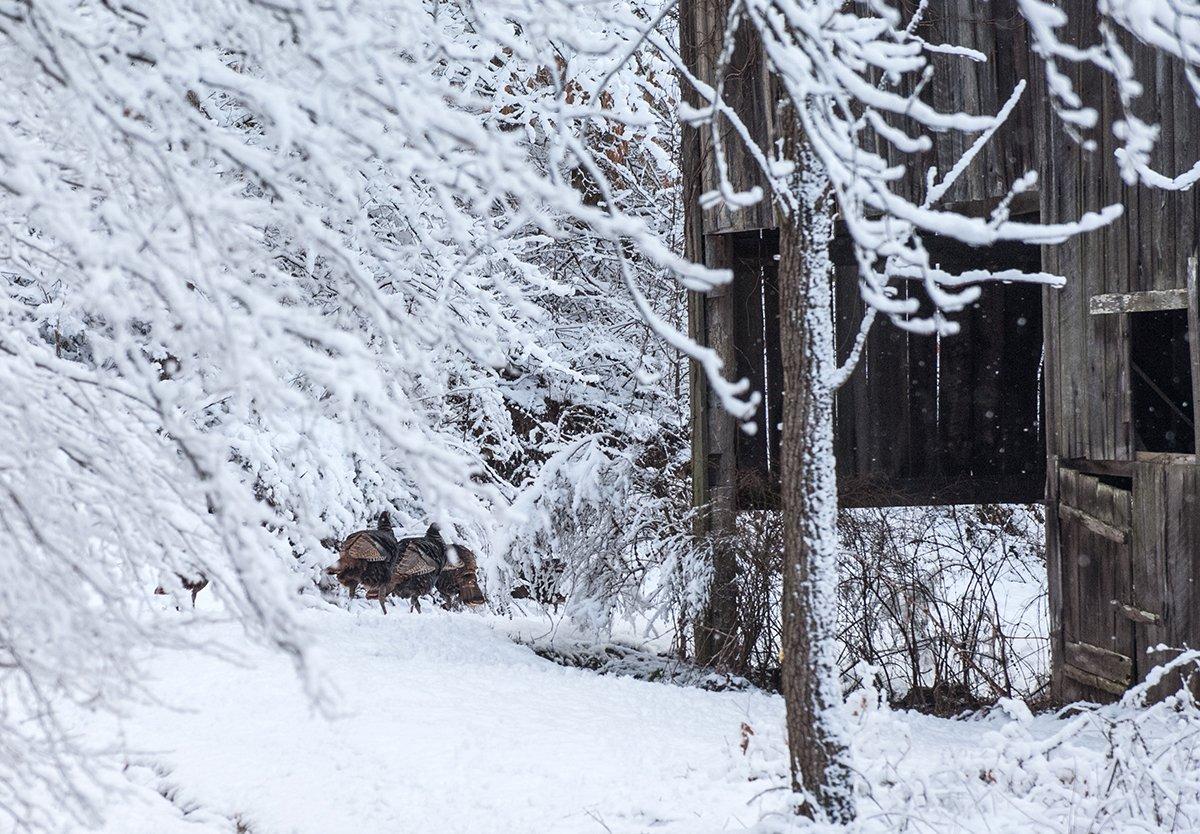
[438,545,486,607]
[342,531,389,562]
[393,538,443,576]
[455,573,486,606]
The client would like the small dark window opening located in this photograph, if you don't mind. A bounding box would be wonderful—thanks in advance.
[1130,309,1195,453]
[1096,473,1133,491]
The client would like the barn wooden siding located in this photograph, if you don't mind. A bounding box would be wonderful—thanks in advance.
[685,0,1050,512]
[681,0,1053,666]
[681,0,748,665]
[729,231,1046,509]
[877,0,1044,209]
[1041,1,1200,703]
[683,0,1200,702]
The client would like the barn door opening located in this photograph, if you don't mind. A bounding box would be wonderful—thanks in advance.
[1057,466,1135,699]
[729,228,1046,509]
[1130,309,1195,455]
[730,229,781,508]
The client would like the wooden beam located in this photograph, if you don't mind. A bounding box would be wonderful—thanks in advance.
[1188,256,1200,454]
[1046,460,1065,702]
[1089,289,1189,315]
[1063,663,1128,696]
[1059,502,1130,543]
[1066,641,1132,685]
[688,288,709,523]
[856,192,1041,225]
[1060,458,1134,479]
[1134,451,1197,463]
[680,0,707,534]
[1112,601,1162,625]
[1130,361,1196,431]
[695,233,740,669]
[937,190,1041,221]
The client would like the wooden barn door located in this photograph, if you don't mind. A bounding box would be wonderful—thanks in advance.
[1057,467,1136,699]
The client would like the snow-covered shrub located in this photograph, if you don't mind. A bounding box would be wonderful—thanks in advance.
[744,652,1200,832]
[727,509,786,686]
[701,505,1047,702]
[837,504,1048,709]
[499,429,699,632]
[0,1,718,827]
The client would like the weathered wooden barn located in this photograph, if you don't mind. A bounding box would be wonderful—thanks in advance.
[681,0,1200,700]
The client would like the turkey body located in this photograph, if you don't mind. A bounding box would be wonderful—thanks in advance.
[329,517,453,613]
[436,545,486,609]
[328,512,401,609]
[330,518,487,613]
[386,525,447,613]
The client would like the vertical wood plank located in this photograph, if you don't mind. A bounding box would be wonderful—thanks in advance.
[1165,464,1193,653]
[696,232,741,667]
[1133,463,1170,682]
[1046,460,1066,700]
[1184,466,1200,659]
[732,237,768,479]
[763,233,783,479]
[680,0,709,533]
[1188,256,1200,455]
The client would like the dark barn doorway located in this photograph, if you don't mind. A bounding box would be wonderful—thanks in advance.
[729,229,1046,509]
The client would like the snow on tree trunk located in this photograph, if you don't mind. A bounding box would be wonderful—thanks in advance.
[776,112,853,822]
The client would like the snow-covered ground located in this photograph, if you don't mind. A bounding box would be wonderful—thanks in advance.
[85,607,780,834]
[55,605,1200,834]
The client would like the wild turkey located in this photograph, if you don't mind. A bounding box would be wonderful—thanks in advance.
[435,545,486,609]
[328,511,399,609]
[381,523,448,613]
[329,516,451,614]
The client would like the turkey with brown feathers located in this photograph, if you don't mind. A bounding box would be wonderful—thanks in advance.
[327,511,399,610]
[435,544,486,609]
[330,515,485,613]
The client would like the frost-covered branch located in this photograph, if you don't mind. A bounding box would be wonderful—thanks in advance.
[0,0,709,826]
[688,0,1118,344]
[1020,0,1200,188]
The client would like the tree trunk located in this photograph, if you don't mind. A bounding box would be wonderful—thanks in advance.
[776,112,854,822]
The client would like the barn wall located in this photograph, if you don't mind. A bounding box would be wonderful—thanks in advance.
[681,0,776,234]
[1041,5,1200,462]
[702,0,1200,703]
[681,0,1043,234]
[879,0,1043,209]
[1041,2,1200,702]
[682,0,1200,698]
[726,230,1047,509]
[685,0,1052,510]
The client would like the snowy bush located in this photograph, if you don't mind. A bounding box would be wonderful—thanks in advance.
[500,430,698,631]
[699,504,1047,703]
[0,1,718,827]
[743,652,1200,832]
[837,504,1048,709]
